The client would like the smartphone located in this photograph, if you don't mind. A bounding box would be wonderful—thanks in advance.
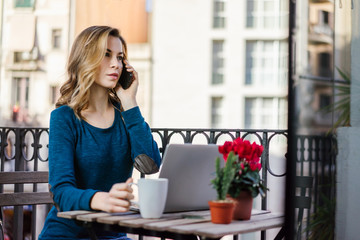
[118,62,133,89]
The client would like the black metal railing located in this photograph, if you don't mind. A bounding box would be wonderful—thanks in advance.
[0,127,336,240]
[0,127,50,240]
[295,134,337,239]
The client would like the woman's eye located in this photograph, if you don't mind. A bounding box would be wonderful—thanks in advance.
[117,56,123,61]
[105,52,110,57]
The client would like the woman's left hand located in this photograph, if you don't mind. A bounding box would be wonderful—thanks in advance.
[90,178,135,213]
[116,60,139,111]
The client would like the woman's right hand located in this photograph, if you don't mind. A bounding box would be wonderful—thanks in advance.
[90,178,134,212]
[116,60,139,111]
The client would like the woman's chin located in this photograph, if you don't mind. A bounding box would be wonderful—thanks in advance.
[106,82,117,90]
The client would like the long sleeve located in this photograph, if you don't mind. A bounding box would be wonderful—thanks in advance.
[40,105,161,239]
[48,108,98,212]
[121,106,162,174]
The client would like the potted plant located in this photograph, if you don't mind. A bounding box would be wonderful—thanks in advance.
[218,137,268,220]
[208,151,237,224]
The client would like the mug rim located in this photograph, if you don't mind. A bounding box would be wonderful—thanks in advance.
[138,178,168,182]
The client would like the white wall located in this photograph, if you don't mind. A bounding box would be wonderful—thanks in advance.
[128,43,153,123]
[336,127,360,240]
[336,0,360,239]
[151,0,212,128]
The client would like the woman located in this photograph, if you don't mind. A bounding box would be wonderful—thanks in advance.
[39,26,161,240]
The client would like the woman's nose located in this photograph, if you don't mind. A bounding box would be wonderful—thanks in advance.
[111,57,120,69]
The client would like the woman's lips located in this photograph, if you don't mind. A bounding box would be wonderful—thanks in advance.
[108,73,119,80]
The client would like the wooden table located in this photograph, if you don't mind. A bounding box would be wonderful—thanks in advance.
[57,209,284,240]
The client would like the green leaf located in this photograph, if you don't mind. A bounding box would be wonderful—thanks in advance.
[211,153,236,200]
[319,67,351,134]
[305,193,335,240]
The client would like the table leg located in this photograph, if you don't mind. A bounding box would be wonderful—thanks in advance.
[87,228,98,240]
[274,226,285,240]
[74,220,98,240]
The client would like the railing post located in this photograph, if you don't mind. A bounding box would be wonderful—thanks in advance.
[185,130,191,143]
[209,130,215,144]
[261,131,269,240]
[261,131,269,211]
[163,129,169,154]
[0,128,6,189]
[32,129,40,240]
[14,128,25,240]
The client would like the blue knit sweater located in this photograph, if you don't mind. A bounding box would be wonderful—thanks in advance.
[38,105,161,239]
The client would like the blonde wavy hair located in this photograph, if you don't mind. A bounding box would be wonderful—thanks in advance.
[56,26,128,119]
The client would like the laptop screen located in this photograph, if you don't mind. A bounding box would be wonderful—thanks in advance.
[159,144,223,212]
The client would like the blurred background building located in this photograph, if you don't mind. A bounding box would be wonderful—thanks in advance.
[295,0,350,135]
[0,0,71,126]
[0,0,152,127]
[0,0,289,132]
[0,1,350,135]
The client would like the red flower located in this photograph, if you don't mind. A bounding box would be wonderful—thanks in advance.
[256,162,262,170]
[249,161,258,171]
[218,141,233,161]
[219,137,263,169]
[252,143,264,159]
[244,142,262,161]
[240,162,245,169]
[234,139,251,159]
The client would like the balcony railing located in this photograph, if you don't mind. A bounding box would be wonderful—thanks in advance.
[0,127,336,240]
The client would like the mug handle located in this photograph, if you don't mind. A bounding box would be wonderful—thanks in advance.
[128,182,140,211]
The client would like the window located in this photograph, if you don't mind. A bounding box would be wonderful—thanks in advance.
[244,97,287,129]
[14,52,23,63]
[245,40,287,87]
[245,98,275,129]
[12,77,30,110]
[313,10,333,36]
[52,29,62,49]
[211,97,223,128]
[319,10,330,26]
[246,0,287,29]
[13,51,32,63]
[14,0,34,8]
[244,98,255,128]
[318,52,332,77]
[213,0,226,28]
[212,40,225,84]
[319,52,331,68]
[50,86,59,105]
[319,94,331,109]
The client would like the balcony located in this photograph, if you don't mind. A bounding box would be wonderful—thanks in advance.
[0,127,336,240]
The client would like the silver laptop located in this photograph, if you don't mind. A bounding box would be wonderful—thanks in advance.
[159,143,223,213]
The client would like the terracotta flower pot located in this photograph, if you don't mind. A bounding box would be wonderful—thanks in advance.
[227,191,253,220]
[208,200,235,224]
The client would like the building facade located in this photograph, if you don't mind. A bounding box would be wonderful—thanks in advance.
[151,0,288,130]
[0,0,71,127]
[295,0,350,135]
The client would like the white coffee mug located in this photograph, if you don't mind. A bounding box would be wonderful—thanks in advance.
[130,178,168,218]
